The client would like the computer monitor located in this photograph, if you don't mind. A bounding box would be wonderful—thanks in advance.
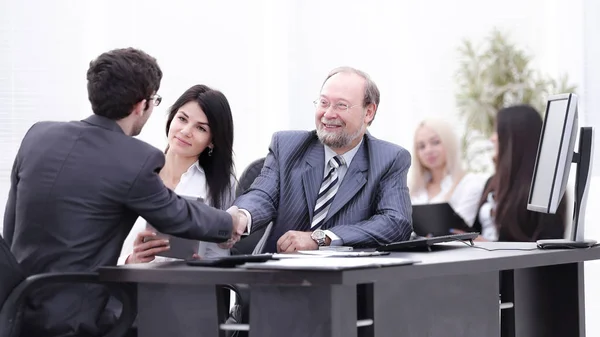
[527,93,596,248]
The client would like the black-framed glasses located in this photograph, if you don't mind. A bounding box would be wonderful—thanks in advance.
[149,94,162,107]
[313,98,360,113]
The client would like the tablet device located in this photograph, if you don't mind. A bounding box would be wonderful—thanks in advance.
[376,232,479,252]
[147,195,206,260]
[412,203,472,237]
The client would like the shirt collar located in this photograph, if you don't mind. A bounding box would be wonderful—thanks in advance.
[188,160,204,175]
[323,138,363,168]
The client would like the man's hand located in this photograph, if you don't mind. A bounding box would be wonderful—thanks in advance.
[277,230,318,253]
[218,206,248,249]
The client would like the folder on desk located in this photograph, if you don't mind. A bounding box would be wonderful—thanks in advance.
[412,202,472,237]
[146,195,204,260]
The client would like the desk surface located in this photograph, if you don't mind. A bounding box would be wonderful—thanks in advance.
[99,242,600,285]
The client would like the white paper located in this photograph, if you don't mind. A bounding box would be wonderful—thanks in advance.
[296,250,391,257]
[242,257,417,270]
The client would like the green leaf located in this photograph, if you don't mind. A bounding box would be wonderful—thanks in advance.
[455,28,577,173]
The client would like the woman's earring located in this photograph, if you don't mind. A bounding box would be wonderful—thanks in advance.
[208,147,213,156]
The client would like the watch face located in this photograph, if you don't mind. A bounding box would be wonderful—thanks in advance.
[312,230,326,240]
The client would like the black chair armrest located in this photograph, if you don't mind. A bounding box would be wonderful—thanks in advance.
[223,284,249,321]
[0,272,135,337]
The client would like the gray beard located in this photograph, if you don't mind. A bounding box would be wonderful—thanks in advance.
[317,124,364,149]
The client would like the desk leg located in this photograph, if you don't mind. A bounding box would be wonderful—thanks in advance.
[510,262,585,337]
[249,284,357,337]
[374,272,500,337]
[137,284,222,337]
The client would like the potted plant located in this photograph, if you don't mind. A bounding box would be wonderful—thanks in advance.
[455,28,577,173]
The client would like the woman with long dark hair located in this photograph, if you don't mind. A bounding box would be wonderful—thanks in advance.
[119,84,236,263]
[473,104,566,241]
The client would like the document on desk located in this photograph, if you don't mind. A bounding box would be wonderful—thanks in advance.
[243,257,417,270]
[296,250,391,257]
[271,251,391,259]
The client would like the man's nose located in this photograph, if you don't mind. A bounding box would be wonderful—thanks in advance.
[323,106,339,119]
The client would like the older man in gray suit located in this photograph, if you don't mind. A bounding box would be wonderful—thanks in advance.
[234,67,413,253]
[2,48,246,337]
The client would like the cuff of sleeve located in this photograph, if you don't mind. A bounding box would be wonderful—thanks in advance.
[240,209,252,235]
[117,254,129,265]
[324,230,343,246]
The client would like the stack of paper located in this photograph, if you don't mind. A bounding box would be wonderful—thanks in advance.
[296,250,391,257]
[242,257,417,270]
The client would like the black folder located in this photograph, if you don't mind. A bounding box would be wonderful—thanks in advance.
[412,202,472,237]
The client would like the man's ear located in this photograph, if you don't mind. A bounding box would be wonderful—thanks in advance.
[132,100,147,117]
[365,103,376,124]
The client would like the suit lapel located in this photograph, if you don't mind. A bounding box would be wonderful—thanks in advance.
[302,143,325,222]
[322,141,368,225]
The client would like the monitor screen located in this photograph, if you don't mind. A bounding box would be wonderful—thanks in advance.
[529,98,570,210]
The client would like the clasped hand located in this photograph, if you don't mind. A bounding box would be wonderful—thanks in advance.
[217,206,248,249]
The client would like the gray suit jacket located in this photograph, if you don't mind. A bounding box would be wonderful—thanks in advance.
[2,115,233,337]
[235,130,413,253]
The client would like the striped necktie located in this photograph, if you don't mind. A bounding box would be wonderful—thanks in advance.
[311,155,345,228]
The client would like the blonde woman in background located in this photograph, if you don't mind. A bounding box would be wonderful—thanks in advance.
[409,118,487,227]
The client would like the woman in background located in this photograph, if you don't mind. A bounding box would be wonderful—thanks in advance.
[119,84,237,264]
[410,118,487,227]
[473,104,566,241]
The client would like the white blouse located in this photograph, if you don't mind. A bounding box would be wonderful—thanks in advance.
[411,173,488,227]
[117,161,236,264]
[477,191,499,241]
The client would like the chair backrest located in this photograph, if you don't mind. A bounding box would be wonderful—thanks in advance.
[232,157,268,255]
[235,157,266,198]
[0,235,24,307]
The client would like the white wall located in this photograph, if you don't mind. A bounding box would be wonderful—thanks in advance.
[0,0,589,172]
[1,0,600,333]
[582,0,600,334]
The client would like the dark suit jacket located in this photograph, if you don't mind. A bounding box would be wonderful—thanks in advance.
[235,130,413,253]
[2,115,233,337]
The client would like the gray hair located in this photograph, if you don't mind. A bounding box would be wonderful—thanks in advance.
[321,66,380,124]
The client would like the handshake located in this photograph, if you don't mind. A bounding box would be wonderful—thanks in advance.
[218,205,249,249]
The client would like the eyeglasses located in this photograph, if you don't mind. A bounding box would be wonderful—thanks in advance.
[149,94,162,107]
[313,98,360,113]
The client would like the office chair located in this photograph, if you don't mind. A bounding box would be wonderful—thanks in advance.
[0,234,136,337]
[231,157,268,256]
[235,157,266,198]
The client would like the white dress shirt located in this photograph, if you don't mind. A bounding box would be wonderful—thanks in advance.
[117,161,235,265]
[477,191,499,241]
[411,173,488,227]
[240,139,363,247]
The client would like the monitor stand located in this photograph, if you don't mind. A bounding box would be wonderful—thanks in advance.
[537,127,597,249]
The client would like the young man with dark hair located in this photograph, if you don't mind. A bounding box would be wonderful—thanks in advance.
[3,47,246,337]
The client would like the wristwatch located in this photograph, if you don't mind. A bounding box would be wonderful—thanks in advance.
[311,229,327,246]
